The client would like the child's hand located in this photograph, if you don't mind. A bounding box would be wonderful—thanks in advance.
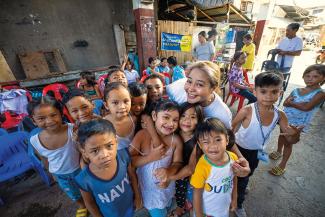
[230,199,237,212]
[149,144,166,161]
[232,158,251,177]
[283,96,294,107]
[134,194,143,211]
[281,125,303,144]
[154,167,168,183]
[157,181,169,189]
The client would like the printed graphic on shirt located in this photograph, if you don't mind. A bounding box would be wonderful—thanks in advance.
[97,173,130,204]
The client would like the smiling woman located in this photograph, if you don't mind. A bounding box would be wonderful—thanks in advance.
[167,61,232,128]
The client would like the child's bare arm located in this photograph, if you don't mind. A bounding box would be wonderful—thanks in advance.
[278,111,302,144]
[94,85,103,99]
[80,190,103,217]
[193,188,204,217]
[284,92,325,111]
[232,106,249,133]
[141,114,162,148]
[230,176,238,212]
[129,130,165,168]
[169,147,197,181]
[230,145,251,177]
[127,163,142,210]
[155,136,183,184]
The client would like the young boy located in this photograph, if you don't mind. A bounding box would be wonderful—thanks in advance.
[232,72,301,217]
[107,67,128,87]
[241,34,255,83]
[128,83,148,117]
[143,74,164,103]
[191,118,238,217]
[75,119,141,217]
[62,89,101,124]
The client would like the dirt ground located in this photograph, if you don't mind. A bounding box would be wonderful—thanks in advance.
[0,51,324,217]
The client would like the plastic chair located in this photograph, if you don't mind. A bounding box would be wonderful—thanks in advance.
[0,128,7,136]
[42,83,69,101]
[0,131,51,204]
[225,91,245,113]
[28,128,52,186]
[98,74,108,96]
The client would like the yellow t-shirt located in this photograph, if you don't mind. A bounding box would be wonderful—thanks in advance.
[190,151,238,217]
[241,43,255,70]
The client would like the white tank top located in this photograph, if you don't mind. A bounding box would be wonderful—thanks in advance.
[30,123,80,174]
[116,114,135,150]
[136,135,175,210]
[235,103,279,150]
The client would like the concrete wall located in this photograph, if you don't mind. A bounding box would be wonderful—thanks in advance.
[0,0,134,80]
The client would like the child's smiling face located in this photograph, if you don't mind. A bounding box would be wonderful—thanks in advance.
[32,105,63,132]
[66,96,94,123]
[198,131,228,164]
[152,109,179,136]
[179,107,198,134]
[81,132,117,169]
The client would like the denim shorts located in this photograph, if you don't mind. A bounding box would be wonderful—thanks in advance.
[53,168,82,201]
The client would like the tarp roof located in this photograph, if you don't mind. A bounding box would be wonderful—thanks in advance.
[277,5,313,22]
[158,0,251,24]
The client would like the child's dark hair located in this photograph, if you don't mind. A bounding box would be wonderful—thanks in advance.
[180,102,204,124]
[195,118,235,149]
[167,56,177,67]
[143,74,164,84]
[287,23,300,31]
[28,96,63,116]
[303,64,325,79]
[243,33,252,40]
[255,72,283,88]
[160,57,167,62]
[104,82,130,101]
[77,119,116,148]
[208,29,217,39]
[62,88,88,105]
[128,82,147,97]
[232,51,245,62]
[106,67,124,80]
[80,71,97,86]
[198,31,207,39]
[153,99,179,114]
[148,57,156,64]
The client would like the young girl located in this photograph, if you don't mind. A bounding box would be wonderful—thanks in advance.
[124,59,140,84]
[169,103,204,216]
[106,67,128,87]
[29,96,87,217]
[103,82,137,160]
[79,71,102,100]
[129,100,183,217]
[191,118,238,217]
[75,119,141,217]
[228,51,256,104]
[269,64,325,176]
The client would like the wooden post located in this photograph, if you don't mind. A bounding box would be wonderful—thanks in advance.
[133,0,157,74]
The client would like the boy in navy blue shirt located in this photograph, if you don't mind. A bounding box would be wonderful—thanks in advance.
[75,119,141,217]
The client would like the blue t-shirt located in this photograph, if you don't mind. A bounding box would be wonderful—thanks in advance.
[158,65,170,73]
[172,65,185,82]
[75,152,134,217]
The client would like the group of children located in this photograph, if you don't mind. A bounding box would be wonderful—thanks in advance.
[26,56,324,217]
